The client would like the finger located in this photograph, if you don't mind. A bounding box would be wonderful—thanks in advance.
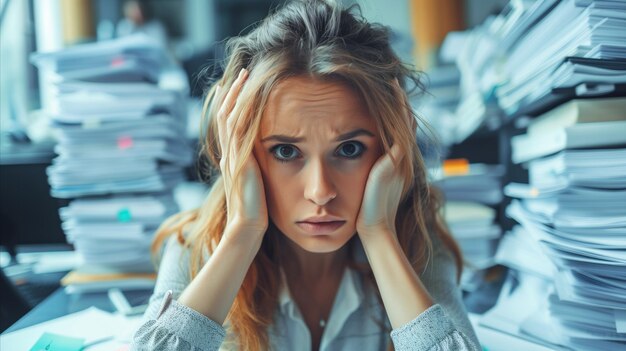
[214,85,228,158]
[224,70,249,141]
[389,143,402,164]
[222,70,249,167]
[372,144,402,180]
[219,68,248,124]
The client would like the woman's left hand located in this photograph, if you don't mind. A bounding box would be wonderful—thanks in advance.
[356,143,405,241]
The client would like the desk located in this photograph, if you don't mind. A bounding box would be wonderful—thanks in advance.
[468,314,556,351]
[6,288,558,351]
[3,287,152,334]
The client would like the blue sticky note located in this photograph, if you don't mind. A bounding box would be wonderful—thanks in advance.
[117,208,132,222]
[29,332,84,351]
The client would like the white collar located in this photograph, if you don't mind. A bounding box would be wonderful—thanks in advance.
[278,264,366,348]
[278,239,370,317]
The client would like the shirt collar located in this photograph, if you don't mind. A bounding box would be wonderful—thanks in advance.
[278,268,365,334]
[278,239,369,316]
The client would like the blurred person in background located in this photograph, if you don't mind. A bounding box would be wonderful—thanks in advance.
[116,0,167,46]
[131,0,480,350]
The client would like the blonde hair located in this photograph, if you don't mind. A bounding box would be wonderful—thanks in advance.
[152,1,462,349]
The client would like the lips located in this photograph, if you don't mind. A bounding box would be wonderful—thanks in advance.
[296,220,346,235]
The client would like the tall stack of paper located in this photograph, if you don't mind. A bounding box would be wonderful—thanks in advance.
[486,98,626,349]
[433,160,504,292]
[31,35,192,288]
[434,161,505,206]
[511,97,626,164]
[443,202,501,270]
[450,11,511,143]
[447,0,626,139]
[416,65,462,147]
[59,196,178,268]
[495,0,626,114]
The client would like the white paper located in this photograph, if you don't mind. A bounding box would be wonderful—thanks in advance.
[614,309,626,334]
[0,307,134,351]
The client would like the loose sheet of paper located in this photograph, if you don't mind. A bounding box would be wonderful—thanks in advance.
[1,307,136,351]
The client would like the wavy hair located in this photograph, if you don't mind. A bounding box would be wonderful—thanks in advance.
[152,1,462,350]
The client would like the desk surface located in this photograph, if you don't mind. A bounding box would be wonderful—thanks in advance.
[4,287,152,334]
[6,288,556,351]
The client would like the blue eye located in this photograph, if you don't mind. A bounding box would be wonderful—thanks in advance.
[336,141,365,159]
[270,145,301,162]
[269,141,366,163]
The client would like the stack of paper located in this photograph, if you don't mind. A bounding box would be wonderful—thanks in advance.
[443,201,501,271]
[511,97,626,164]
[60,264,157,294]
[433,160,504,292]
[445,0,625,140]
[30,35,191,284]
[45,84,191,198]
[31,34,166,84]
[449,7,517,143]
[488,100,626,349]
[434,161,505,206]
[495,0,626,114]
[415,65,462,146]
[58,196,177,269]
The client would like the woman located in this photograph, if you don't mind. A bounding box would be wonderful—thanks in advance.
[132,1,480,350]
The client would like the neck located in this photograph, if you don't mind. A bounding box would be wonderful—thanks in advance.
[278,234,350,281]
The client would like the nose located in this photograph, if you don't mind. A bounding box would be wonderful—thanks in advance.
[304,159,337,206]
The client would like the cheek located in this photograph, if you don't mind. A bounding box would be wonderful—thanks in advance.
[261,163,298,218]
[337,162,372,203]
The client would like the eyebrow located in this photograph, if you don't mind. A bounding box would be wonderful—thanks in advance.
[261,128,375,143]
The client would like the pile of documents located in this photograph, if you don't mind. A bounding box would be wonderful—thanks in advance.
[415,65,462,146]
[480,98,626,350]
[59,196,178,269]
[434,160,504,206]
[495,0,626,114]
[433,160,504,291]
[443,201,501,271]
[31,35,192,290]
[442,9,509,143]
[440,0,626,142]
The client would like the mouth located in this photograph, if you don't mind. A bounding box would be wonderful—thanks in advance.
[296,220,346,235]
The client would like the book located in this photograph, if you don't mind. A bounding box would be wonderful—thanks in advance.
[511,120,626,163]
[527,97,626,135]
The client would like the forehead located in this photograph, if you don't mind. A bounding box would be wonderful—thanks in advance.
[260,76,376,135]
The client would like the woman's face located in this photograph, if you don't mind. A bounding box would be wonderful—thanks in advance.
[253,76,382,253]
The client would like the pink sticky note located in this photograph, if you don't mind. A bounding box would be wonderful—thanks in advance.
[111,56,125,67]
[118,136,133,149]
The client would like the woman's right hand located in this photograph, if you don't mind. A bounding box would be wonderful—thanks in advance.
[215,68,268,241]
[176,71,267,321]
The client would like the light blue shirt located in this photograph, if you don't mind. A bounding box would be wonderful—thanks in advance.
[270,266,388,350]
[132,235,480,350]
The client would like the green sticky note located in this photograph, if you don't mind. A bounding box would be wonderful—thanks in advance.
[29,332,84,351]
[117,207,132,222]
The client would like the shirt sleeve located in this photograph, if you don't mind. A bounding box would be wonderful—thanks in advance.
[389,234,481,351]
[131,236,227,351]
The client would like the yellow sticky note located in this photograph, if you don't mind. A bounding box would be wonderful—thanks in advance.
[443,159,470,176]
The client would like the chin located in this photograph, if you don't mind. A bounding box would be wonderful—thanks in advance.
[295,238,348,253]
[286,226,356,253]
